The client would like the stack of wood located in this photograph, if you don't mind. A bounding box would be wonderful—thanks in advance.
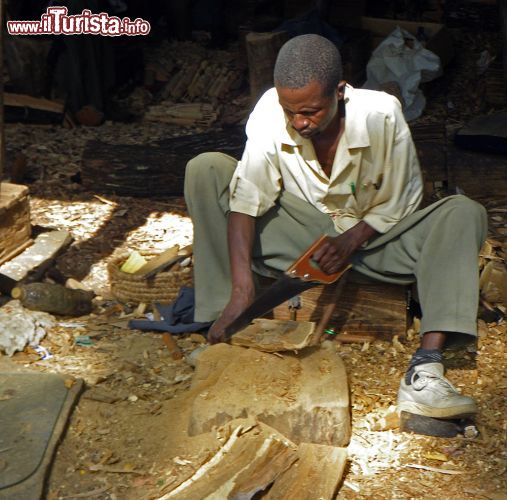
[144,103,219,127]
[142,41,247,127]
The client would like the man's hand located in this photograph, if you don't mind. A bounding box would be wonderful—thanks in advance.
[207,285,255,344]
[312,233,357,274]
[312,221,378,274]
[207,211,256,344]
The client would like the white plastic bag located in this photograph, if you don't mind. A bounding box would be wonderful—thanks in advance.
[363,26,442,121]
[0,300,55,356]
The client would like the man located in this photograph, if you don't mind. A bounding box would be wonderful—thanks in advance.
[184,34,487,419]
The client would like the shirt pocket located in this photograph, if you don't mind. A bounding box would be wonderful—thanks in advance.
[354,172,384,215]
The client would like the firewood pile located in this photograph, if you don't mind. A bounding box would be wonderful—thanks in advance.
[142,41,248,128]
[144,103,219,128]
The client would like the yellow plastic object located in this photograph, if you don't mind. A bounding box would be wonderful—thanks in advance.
[120,251,147,274]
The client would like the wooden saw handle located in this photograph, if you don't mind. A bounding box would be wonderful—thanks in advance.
[285,235,351,284]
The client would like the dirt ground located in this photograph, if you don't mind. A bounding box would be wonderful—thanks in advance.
[2,27,506,500]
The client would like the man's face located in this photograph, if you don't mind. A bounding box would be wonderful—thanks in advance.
[276,80,341,139]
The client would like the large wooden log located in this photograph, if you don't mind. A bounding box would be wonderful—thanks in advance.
[260,276,408,340]
[80,128,246,197]
[188,342,351,447]
[246,31,288,104]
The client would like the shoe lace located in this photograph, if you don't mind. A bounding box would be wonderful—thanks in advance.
[411,369,458,394]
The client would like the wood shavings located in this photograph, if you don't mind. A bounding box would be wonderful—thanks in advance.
[405,464,465,475]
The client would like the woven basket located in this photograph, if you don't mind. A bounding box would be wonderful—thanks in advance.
[108,253,193,304]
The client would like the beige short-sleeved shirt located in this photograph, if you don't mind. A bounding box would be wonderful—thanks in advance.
[229,85,423,234]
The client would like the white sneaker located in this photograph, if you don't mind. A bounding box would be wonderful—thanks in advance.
[397,363,477,419]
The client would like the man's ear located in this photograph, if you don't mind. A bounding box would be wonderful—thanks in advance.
[336,80,347,100]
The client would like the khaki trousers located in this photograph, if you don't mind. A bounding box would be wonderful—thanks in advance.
[184,152,488,343]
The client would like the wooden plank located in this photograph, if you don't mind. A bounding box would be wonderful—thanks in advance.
[160,420,297,500]
[4,92,65,114]
[0,230,73,283]
[266,444,347,499]
[134,244,192,278]
[188,342,351,446]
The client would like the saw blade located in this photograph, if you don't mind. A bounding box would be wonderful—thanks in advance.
[224,274,318,339]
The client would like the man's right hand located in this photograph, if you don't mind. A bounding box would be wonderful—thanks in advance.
[207,285,255,344]
[208,211,256,344]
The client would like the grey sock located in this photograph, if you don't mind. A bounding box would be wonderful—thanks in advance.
[405,348,443,385]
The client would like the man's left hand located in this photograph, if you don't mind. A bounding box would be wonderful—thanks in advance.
[312,233,358,274]
[312,221,378,275]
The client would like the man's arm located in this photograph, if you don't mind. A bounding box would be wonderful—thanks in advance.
[313,221,378,274]
[207,211,256,344]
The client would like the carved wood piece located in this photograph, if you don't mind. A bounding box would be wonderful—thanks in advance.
[188,342,350,446]
[266,443,347,499]
[230,318,317,352]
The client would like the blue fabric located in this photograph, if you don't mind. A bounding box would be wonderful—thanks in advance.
[128,287,212,334]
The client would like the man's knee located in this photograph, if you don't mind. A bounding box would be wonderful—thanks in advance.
[447,195,487,223]
[185,152,237,185]
[443,195,488,241]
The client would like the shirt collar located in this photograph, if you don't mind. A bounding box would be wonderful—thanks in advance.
[278,84,370,149]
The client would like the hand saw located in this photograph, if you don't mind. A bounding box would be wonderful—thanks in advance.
[224,235,351,339]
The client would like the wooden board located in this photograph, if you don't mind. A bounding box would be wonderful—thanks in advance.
[266,443,348,499]
[4,93,65,114]
[0,230,72,283]
[134,245,192,278]
[0,183,31,266]
[80,128,246,197]
[160,419,297,499]
[188,342,350,446]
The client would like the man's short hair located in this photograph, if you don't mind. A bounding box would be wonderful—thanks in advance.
[274,34,343,96]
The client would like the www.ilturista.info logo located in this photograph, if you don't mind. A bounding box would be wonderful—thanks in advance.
[7,7,151,36]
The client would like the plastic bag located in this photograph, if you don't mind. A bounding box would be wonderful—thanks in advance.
[363,27,441,121]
